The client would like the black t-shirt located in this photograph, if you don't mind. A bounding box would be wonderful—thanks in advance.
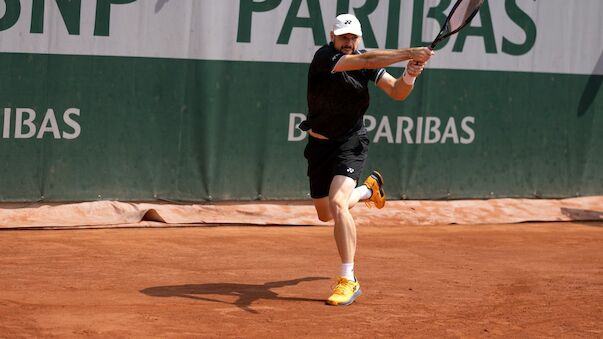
[302,42,385,139]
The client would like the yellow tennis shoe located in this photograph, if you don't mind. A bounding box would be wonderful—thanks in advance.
[364,170,385,209]
[326,277,362,306]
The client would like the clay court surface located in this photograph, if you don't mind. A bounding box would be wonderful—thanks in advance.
[1,215,602,337]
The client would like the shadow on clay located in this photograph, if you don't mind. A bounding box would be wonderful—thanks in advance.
[140,276,329,314]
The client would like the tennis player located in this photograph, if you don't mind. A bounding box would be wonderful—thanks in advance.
[300,14,433,306]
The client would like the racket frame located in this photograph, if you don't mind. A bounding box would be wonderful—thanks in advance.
[429,0,484,49]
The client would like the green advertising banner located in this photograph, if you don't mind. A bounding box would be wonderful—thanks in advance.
[0,0,601,201]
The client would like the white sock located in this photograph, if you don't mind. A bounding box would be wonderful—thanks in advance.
[341,263,355,281]
[356,185,372,201]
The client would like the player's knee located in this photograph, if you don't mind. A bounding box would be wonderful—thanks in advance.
[328,197,349,215]
[317,212,332,222]
[313,199,332,222]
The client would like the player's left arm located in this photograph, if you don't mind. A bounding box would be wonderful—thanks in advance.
[333,48,432,72]
[376,61,426,101]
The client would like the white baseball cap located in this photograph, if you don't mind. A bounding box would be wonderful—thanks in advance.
[332,14,362,37]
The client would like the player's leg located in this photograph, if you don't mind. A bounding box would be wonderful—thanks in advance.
[314,183,371,222]
[312,197,332,222]
[305,137,337,222]
[348,172,386,209]
[341,134,386,209]
[307,160,372,221]
[326,175,362,306]
[329,175,357,264]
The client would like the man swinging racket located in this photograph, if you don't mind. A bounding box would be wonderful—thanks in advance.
[299,14,434,306]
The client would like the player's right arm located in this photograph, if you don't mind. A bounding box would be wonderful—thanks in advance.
[333,47,433,72]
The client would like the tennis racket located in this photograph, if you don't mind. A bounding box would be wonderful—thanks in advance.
[428,0,484,49]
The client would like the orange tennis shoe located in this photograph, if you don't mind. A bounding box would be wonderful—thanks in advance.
[326,277,362,306]
[364,171,385,209]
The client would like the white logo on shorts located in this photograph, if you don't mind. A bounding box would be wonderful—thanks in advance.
[346,168,354,173]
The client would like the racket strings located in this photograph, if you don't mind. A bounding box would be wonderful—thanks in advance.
[448,0,483,32]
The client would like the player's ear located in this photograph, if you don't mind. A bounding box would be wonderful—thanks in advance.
[330,31,335,42]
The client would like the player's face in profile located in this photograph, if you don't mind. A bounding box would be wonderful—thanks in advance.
[332,33,360,54]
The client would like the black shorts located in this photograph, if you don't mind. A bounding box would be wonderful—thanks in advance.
[303,132,370,199]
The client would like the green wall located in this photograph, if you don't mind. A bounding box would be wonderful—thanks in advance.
[0,53,600,201]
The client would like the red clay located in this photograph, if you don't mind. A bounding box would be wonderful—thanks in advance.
[1,222,602,337]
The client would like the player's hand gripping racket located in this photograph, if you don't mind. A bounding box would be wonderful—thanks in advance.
[412,0,484,66]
